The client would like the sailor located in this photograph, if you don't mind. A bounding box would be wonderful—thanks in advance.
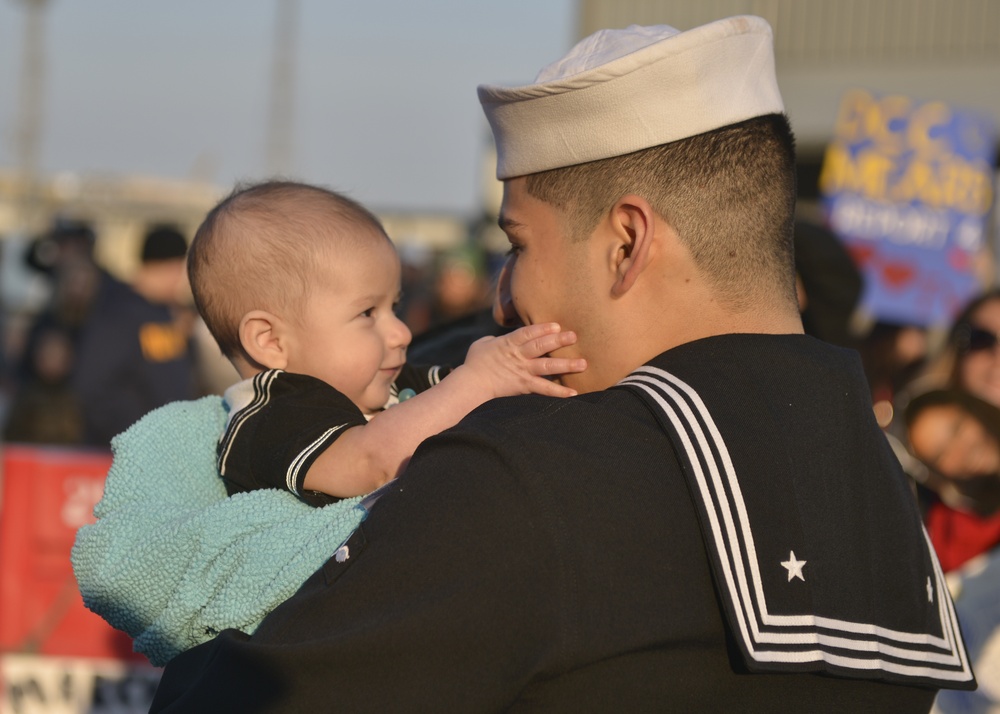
[151,15,974,711]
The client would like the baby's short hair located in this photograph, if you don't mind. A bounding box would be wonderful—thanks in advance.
[189,180,387,360]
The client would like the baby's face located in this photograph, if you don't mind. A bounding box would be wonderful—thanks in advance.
[283,238,411,415]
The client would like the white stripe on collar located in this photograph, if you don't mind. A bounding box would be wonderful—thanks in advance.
[619,365,974,685]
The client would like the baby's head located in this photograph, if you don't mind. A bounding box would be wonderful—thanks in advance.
[190,180,413,414]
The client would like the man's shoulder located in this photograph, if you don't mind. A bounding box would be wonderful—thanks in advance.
[468,387,643,429]
[443,387,663,465]
[658,332,859,373]
[648,333,867,407]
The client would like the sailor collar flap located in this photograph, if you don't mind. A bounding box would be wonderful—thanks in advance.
[617,347,975,691]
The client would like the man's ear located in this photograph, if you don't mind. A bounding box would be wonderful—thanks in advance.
[610,194,657,298]
[238,310,289,370]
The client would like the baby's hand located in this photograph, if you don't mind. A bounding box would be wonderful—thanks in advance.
[460,323,587,399]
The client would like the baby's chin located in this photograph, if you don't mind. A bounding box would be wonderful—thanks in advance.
[361,392,393,417]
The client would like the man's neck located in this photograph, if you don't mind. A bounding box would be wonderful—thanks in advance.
[576,302,805,394]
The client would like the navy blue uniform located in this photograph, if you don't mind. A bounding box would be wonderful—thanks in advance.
[152,335,973,712]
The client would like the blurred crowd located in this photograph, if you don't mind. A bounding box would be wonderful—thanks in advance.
[1,212,999,708]
[4,215,1000,566]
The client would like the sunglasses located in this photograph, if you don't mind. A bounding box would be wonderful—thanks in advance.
[957,324,1000,354]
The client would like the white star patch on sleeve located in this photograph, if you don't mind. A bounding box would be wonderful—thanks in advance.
[781,550,807,582]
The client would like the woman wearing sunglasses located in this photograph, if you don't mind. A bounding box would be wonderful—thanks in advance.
[905,388,1000,570]
[948,288,1000,408]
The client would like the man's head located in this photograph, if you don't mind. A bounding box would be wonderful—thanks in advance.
[134,224,189,306]
[478,17,803,392]
[520,114,797,311]
[189,181,412,413]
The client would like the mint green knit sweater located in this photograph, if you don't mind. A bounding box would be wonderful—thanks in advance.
[71,397,366,666]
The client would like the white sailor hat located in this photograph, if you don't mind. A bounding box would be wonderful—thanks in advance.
[477,15,784,180]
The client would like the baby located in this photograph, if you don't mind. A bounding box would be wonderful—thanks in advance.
[190,180,586,506]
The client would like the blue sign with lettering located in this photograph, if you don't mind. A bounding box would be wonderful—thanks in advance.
[820,89,996,326]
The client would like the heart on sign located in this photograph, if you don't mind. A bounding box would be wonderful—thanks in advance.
[881,261,915,289]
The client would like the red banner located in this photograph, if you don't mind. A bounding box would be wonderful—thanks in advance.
[0,445,142,661]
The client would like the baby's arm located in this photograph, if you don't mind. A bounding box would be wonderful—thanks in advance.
[303,322,586,498]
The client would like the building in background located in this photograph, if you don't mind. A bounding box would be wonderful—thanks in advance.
[576,0,1000,200]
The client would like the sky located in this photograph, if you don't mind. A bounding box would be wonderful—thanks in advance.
[0,0,577,216]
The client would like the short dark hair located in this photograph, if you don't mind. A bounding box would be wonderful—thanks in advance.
[141,225,188,263]
[525,114,798,311]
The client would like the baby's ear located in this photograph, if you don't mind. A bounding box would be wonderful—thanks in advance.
[239,310,289,370]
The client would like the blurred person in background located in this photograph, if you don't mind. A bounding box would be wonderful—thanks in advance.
[16,220,104,383]
[905,289,1000,413]
[792,218,863,350]
[880,290,998,483]
[72,224,198,447]
[904,388,1000,714]
[428,243,490,328]
[894,287,1000,714]
[2,219,104,441]
[408,244,508,366]
[943,288,1000,408]
[905,388,1000,573]
[3,323,83,444]
[859,321,931,429]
